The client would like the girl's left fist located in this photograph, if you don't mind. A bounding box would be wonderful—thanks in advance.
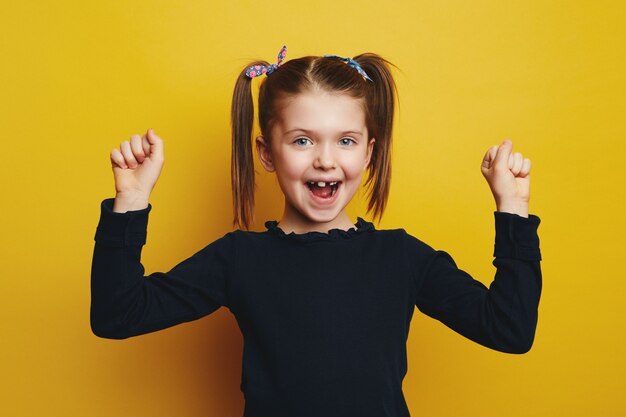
[481,139,531,206]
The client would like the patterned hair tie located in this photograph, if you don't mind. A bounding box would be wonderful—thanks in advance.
[246,45,287,78]
[323,54,373,82]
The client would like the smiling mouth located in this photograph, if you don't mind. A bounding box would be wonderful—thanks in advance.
[306,181,341,198]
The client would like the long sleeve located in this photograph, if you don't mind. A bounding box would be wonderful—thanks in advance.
[411,212,542,354]
[90,198,233,339]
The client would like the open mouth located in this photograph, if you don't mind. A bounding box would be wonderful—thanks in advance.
[305,181,341,198]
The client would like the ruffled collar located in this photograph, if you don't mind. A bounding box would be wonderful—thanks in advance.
[264,217,375,242]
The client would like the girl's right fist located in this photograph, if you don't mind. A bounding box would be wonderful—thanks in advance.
[110,128,164,197]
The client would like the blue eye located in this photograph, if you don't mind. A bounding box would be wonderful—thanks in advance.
[339,138,356,146]
[294,137,312,146]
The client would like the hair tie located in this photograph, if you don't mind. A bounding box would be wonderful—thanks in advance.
[323,54,373,82]
[246,45,287,78]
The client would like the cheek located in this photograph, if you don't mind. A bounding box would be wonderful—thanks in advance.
[274,153,308,181]
[343,155,369,180]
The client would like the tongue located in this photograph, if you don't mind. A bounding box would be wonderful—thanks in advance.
[312,185,332,198]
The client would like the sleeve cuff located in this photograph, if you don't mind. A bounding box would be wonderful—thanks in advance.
[94,198,152,247]
[493,211,542,261]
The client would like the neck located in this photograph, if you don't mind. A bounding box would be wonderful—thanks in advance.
[278,204,355,234]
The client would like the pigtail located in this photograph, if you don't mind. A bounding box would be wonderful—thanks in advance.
[353,53,400,224]
[231,60,269,230]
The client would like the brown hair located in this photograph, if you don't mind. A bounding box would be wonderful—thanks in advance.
[231,51,399,230]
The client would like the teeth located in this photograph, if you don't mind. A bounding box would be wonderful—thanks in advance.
[306,181,340,187]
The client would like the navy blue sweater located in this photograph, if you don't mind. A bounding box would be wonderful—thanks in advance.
[91,198,542,417]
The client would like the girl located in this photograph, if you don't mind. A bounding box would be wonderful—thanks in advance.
[91,45,542,417]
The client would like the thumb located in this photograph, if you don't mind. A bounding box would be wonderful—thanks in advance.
[145,128,164,160]
[481,145,497,170]
[494,139,513,170]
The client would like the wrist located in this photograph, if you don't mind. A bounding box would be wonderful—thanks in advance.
[113,192,150,213]
[496,200,529,218]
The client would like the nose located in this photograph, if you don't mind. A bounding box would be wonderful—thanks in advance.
[313,143,337,170]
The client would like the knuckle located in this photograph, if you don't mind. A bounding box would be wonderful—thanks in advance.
[132,143,145,156]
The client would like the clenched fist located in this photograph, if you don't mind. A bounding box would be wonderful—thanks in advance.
[110,128,164,212]
[481,139,531,217]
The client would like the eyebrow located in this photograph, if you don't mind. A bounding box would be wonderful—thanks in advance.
[283,128,363,136]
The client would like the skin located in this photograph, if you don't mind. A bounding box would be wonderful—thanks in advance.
[480,139,531,218]
[255,88,375,234]
[109,99,533,223]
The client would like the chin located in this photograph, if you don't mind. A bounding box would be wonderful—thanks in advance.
[303,209,343,224]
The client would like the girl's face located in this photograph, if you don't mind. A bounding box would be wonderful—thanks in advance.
[256,89,375,233]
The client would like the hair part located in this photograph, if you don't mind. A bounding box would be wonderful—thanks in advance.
[231,52,400,230]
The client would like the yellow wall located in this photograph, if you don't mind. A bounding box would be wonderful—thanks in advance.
[1,1,624,416]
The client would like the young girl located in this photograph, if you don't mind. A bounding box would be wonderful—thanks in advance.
[91,45,542,417]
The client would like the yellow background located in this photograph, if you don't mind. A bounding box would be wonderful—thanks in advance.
[1,0,624,416]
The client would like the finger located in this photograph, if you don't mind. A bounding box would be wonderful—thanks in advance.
[110,148,128,169]
[494,139,513,171]
[120,140,139,168]
[146,128,164,161]
[481,145,498,170]
[520,158,531,177]
[130,134,146,163]
[515,152,524,172]
[511,152,524,175]
[141,133,151,159]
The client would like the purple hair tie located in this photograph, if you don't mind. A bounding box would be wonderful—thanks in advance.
[246,45,287,78]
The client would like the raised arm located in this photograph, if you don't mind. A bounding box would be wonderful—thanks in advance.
[411,212,542,354]
[90,198,233,339]
[91,128,232,339]
[413,139,542,353]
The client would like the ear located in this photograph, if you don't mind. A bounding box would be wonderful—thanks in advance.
[256,135,275,172]
[364,138,376,170]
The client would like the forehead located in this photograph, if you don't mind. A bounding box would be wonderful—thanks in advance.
[274,90,366,134]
